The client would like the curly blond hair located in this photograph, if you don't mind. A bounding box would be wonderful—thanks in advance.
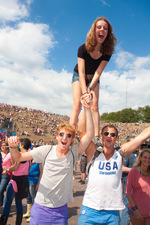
[85,17,117,55]
[55,123,75,138]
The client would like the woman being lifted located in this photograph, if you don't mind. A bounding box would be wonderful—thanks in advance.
[70,17,117,144]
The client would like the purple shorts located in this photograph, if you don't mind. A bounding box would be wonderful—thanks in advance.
[29,202,68,225]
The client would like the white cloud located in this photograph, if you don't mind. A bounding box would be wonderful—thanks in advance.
[1,46,149,117]
[0,0,149,118]
[134,56,150,69]
[115,50,135,70]
[100,52,150,115]
[100,0,111,7]
[0,0,73,116]
[0,22,56,71]
[0,65,73,115]
[0,0,31,23]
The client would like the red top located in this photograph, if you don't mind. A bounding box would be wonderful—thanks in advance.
[126,167,150,217]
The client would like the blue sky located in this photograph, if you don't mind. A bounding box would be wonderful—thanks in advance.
[0,0,150,116]
[30,0,150,71]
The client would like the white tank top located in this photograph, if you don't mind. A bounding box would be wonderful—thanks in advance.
[83,150,125,210]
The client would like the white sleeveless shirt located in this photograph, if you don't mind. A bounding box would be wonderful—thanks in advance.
[83,150,125,210]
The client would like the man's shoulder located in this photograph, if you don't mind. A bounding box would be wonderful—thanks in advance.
[71,143,78,151]
[31,145,55,155]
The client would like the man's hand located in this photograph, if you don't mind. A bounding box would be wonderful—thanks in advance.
[134,209,143,220]
[8,136,19,148]
[81,93,92,108]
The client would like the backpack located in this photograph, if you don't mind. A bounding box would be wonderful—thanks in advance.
[87,149,102,174]
[87,147,123,175]
[44,146,75,168]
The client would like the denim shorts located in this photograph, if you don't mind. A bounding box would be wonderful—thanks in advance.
[78,205,120,225]
[72,71,100,86]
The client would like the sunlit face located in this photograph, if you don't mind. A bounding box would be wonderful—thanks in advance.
[101,127,117,148]
[95,20,108,44]
[56,129,74,151]
[1,143,7,151]
[140,152,150,168]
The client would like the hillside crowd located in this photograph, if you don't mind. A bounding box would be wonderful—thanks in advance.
[0,103,149,147]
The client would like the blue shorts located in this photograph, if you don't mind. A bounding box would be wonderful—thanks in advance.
[72,71,100,86]
[78,205,120,225]
[30,202,68,225]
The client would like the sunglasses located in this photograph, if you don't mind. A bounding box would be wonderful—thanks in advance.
[103,131,116,137]
[59,132,72,138]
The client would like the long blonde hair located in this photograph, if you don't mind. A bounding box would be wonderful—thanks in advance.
[85,17,117,55]
[133,148,150,174]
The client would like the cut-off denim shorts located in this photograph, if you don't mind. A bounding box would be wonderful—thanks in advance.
[72,71,100,86]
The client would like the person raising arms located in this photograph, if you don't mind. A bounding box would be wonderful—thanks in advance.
[8,95,94,225]
[78,125,150,225]
[70,17,117,143]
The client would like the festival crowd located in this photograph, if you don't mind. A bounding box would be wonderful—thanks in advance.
[0,17,150,225]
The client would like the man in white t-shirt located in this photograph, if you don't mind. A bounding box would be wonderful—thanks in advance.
[78,124,150,225]
[8,96,94,225]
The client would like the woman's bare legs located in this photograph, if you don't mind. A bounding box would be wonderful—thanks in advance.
[77,83,100,162]
[69,81,82,127]
[78,109,96,163]
[91,83,100,137]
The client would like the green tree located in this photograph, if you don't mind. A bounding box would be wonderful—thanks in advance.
[143,106,150,122]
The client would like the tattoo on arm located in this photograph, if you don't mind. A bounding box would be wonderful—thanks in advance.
[118,148,125,159]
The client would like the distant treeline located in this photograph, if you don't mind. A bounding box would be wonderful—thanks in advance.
[101,106,150,123]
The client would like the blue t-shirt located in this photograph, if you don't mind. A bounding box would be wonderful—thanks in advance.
[122,151,138,182]
[28,162,40,184]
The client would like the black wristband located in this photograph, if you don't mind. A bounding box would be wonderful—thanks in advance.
[9,147,17,149]
[88,86,92,91]
[131,205,138,211]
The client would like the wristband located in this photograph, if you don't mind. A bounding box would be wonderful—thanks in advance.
[131,205,138,211]
[9,147,17,149]
[6,168,9,173]
[88,86,92,91]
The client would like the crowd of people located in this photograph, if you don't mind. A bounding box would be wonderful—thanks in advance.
[0,103,70,144]
[0,16,150,225]
[0,103,148,147]
[0,105,149,225]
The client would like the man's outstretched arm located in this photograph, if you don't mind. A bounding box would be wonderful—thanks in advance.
[121,126,150,158]
[8,136,33,162]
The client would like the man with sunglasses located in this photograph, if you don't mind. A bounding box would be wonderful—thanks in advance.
[78,124,150,225]
[7,96,94,225]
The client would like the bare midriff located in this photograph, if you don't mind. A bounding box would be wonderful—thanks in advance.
[86,74,94,80]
